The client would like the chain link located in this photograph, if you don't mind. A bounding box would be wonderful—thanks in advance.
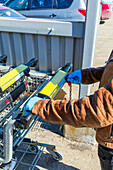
[69,84,72,100]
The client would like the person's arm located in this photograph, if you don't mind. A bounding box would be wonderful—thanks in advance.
[27,77,113,129]
[67,66,105,84]
[81,66,105,84]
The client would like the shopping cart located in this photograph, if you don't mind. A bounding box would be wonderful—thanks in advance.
[0,55,8,77]
[0,60,72,169]
[0,55,7,65]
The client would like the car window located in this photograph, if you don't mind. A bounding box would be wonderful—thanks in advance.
[0,8,25,17]
[6,0,29,10]
[57,0,73,9]
[0,9,11,16]
[31,0,57,9]
[0,0,7,3]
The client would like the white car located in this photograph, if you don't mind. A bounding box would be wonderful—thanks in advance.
[4,0,86,21]
[0,4,26,18]
[3,0,113,21]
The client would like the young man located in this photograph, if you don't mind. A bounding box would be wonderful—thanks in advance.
[25,50,113,170]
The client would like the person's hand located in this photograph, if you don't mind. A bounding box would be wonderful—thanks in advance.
[24,96,41,112]
[67,70,81,84]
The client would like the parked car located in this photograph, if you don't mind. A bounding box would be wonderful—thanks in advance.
[3,0,86,21]
[0,4,26,18]
[0,0,6,4]
[79,0,113,20]
[3,0,113,21]
[100,0,113,20]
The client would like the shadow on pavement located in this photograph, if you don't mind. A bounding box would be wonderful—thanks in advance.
[11,142,80,170]
[14,153,79,170]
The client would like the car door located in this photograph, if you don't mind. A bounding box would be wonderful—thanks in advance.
[26,0,58,18]
[56,0,86,21]
[56,0,74,19]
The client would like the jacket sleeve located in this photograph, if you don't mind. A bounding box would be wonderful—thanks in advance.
[81,66,105,84]
[32,78,113,128]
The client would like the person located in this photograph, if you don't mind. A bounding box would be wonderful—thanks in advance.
[25,50,113,170]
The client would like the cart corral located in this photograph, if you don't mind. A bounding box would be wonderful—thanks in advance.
[0,58,73,169]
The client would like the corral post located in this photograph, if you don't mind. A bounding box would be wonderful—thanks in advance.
[64,0,101,144]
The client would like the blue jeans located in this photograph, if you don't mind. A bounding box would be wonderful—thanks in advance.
[98,144,113,170]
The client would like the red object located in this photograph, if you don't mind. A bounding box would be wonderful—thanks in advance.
[78,9,86,17]
[100,2,111,9]
[68,81,71,87]
[78,1,112,21]
[18,1,23,4]
[100,2,112,20]
[25,82,28,86]
[6,99,9,103]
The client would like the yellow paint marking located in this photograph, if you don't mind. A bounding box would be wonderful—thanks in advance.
[0,64,28,87]
[40,70,66,97]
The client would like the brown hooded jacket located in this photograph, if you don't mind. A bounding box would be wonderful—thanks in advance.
[32,50,113,149]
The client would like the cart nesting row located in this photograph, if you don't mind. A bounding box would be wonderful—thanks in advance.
[0,56,72,169]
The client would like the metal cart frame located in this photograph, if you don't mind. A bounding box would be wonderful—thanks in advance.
[0,61,72,169]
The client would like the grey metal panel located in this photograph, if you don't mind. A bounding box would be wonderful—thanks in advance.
[0,33,4,56]
[59,37,65,67]
[1,32,15,65]
[73,38,84,71]
[46,36,52,72]
[51,36,60,71]
[65,38,74,65]
[51,36,82,71]
[0,19,84,72]
[72,22,85,38]
[0,18,84,38]
[24,34,35,63]
[33,35,39,70]
[38,35,48,72]
[0,32,84,71]
[13,33,24,64]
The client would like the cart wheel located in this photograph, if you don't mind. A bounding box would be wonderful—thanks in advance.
[29,145,38,153]
[46,148,63,161]
[52,151,63,161]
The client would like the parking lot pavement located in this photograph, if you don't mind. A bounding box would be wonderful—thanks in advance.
[95,15,113,67]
